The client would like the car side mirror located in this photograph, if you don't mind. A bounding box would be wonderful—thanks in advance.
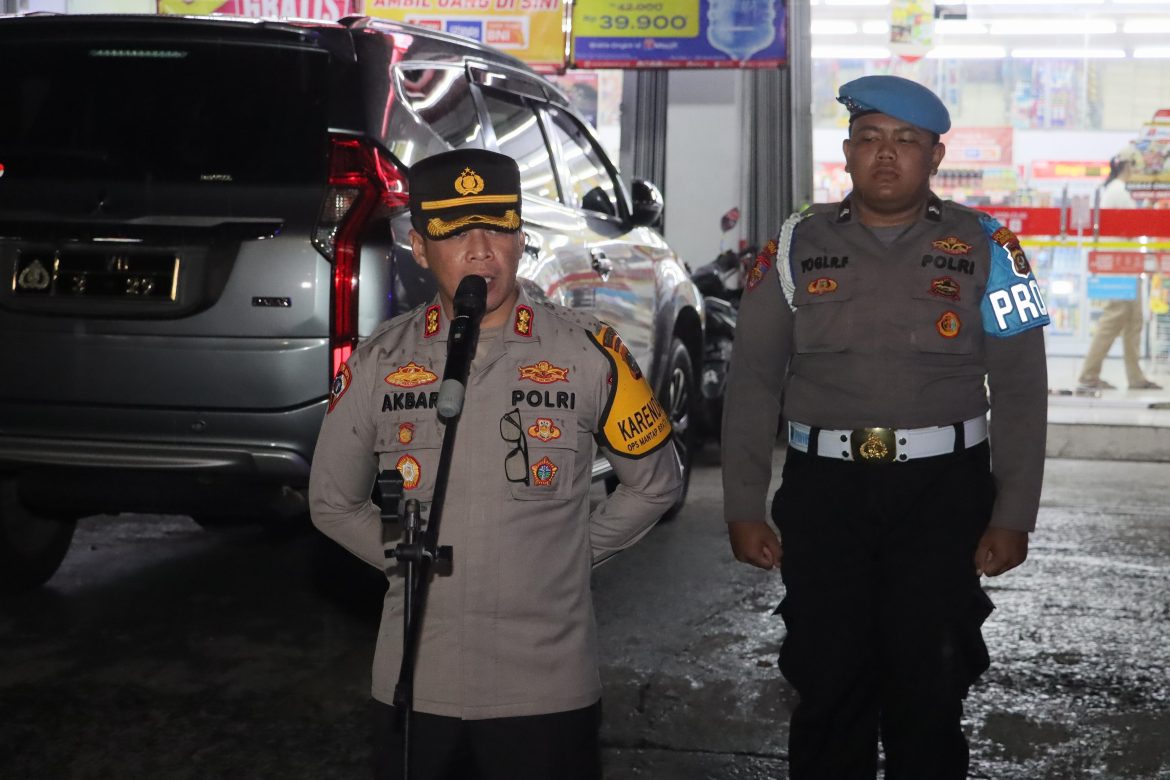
[582,185,617,217]
[629,178,664,228]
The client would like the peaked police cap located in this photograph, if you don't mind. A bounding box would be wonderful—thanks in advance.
[409,149,523,240]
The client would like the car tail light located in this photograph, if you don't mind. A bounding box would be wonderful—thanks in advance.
[313,135,409,382]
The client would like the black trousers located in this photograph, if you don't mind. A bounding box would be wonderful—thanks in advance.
[371,699,602,780]
[773,442,996,780]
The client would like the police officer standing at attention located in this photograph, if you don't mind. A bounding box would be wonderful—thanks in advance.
[310,148,682,780]
[722,76,1049,778]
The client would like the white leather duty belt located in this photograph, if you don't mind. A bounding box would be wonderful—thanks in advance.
[787,417,988,464]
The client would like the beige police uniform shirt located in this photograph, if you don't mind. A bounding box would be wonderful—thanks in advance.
[309,289,683,719]
[722,196,1048,532]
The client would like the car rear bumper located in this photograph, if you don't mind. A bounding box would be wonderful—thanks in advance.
[0,400,325,475]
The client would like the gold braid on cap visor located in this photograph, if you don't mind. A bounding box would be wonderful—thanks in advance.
[427,209,521,238]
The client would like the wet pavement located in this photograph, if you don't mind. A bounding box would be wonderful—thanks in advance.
[2,448,1169,779]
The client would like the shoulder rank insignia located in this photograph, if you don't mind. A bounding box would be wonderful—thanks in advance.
[327,363,351,414]
[385,361,438,388]
[932,236,972,255]
[423,305,441,338]
[514,305,534,337]
[519,360,569,384]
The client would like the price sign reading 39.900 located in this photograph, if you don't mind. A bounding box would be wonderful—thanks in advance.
[575,0,698,38]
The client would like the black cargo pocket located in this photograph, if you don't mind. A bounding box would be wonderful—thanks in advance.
[375,416,441,503]
[955,586,995,697]
[508,410,577,502]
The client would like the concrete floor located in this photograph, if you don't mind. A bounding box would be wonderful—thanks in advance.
[2,443,1169,779]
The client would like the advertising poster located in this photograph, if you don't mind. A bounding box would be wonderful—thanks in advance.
[1128,109,1170,204]
[366,0,568,74]
[572,0,786,70]
[941,127,1012,166]
[889,0,932,61]
[157,0,356,19]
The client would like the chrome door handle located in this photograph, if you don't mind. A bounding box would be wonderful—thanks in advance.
[591,251,612,282]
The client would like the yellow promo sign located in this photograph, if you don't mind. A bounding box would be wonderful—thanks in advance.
[574,0,699,39]
[366,0,568,73]
[591,326,671,458]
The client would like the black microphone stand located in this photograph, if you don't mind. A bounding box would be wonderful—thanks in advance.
[383,283,481,779]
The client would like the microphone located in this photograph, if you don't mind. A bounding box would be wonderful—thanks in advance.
[436,275,487,419]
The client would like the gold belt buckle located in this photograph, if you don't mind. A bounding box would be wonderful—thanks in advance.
[850,427,897,463]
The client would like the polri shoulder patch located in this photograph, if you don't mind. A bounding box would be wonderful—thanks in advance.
[590,327,671,458]
[746,240,777,292]
[327,363,351,414]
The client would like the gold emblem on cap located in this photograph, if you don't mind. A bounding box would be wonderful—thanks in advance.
[427,209,521,238]
[454,167,485,197]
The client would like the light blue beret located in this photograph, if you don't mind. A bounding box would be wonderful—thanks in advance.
[837,75,951,135]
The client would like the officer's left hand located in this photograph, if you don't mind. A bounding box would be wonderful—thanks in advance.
[974,527,1029,577]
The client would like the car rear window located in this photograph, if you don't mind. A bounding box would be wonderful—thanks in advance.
[0,38,330,185]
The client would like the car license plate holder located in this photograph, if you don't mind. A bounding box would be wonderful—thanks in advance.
[13,251,180,301]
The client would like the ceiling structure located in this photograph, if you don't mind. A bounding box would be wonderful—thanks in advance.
[809,0,1170,60]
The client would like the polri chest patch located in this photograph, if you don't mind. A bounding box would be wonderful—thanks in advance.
[518,360,569,384]
[929,276,961,301]
[385,361,438,388]
[528,417,562,442]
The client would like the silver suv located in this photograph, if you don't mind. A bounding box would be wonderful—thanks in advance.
[0,14,703,591]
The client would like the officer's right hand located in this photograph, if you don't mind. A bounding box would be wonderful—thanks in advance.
[727,521,782,570]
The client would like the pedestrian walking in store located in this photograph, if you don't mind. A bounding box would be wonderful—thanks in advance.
[1078,147,1162,391]
[309,148,683,780]
[721,75,1050,779]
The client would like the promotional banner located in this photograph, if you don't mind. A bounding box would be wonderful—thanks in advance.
[889,0,932,61]
[366,0,568,74]
[572,0,786,70]
[158,0,356,18]
[1128,108,1170,203]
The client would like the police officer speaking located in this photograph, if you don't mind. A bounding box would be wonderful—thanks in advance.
[309,149,683,779]
[722,76,1049,778]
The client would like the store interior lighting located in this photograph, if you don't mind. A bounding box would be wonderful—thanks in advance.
[1122,19,1170,34]
[924,45,1007,59]
[1010,48,1127,59]
[811,1,1170,60]
[811,46,892,60]
[988,20,1117,35]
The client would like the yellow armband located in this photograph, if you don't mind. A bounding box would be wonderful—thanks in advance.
[591,325,672,458]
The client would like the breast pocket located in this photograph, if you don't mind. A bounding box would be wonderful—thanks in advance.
[507,410,578,503]
[375,414,442,502]
[793,287,854,354]
[909,286,980,355]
